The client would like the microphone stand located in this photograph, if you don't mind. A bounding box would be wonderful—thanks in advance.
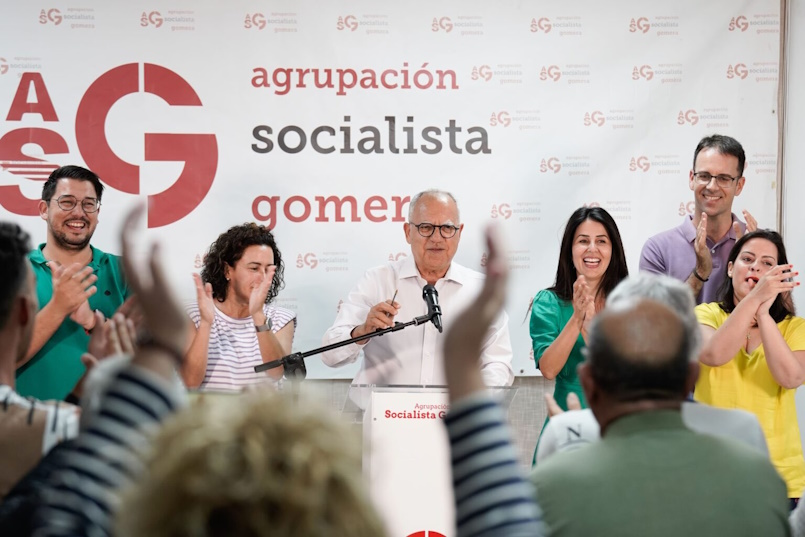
[254,312,437,380]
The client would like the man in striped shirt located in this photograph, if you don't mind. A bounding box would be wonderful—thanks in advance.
[442,225,545,537]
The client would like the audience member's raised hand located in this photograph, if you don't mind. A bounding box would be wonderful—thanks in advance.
[443,224,508,403]
[544,392,582,418]
[115,295,144,335]
[120,204,189,377]
[86,310,111,359]
[73,310,140,402]
[68,352,100,400]
[87,312,138,360]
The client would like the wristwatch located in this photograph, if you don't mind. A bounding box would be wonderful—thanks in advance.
[255,316,273,333]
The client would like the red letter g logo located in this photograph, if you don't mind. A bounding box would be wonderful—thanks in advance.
[76,63,218,228]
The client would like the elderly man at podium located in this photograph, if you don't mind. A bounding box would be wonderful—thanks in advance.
[321,189,513,400]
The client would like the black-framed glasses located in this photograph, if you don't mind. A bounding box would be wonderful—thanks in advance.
[410,222,460,238]
[52,195,101,213]
[692,171,739,188]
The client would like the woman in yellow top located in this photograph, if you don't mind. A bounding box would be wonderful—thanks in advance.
[695,229,805,502]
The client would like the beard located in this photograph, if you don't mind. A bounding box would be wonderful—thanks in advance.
[50,219,94,250]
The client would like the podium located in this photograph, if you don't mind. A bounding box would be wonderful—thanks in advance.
[345,385,517,537]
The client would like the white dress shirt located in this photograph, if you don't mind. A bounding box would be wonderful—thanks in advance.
[321,255,514,389]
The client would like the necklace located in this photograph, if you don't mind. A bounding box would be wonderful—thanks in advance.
[745,321,759,351]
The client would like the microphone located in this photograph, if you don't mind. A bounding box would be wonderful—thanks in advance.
[422,285,443,333]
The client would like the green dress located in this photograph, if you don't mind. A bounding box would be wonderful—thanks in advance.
[529,289,588,464]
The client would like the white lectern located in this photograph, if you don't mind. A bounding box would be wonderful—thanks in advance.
[353,385,517,537]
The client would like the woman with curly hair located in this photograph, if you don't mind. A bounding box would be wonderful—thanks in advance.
[183,223,296,391]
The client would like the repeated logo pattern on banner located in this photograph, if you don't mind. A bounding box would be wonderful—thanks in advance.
[0,1,780,378]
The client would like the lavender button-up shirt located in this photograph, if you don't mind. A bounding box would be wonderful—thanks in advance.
[639,214,746,304]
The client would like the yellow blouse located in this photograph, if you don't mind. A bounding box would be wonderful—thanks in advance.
[695,302,805,498]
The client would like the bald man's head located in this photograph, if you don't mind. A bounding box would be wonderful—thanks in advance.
[586,298,690,401]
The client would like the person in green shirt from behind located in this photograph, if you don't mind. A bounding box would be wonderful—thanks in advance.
[531,297,790,537]
[16,165,129,401]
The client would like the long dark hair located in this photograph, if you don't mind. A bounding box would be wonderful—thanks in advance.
[717,229,794,323]
[549,207,628,302]
[201,223,285,304]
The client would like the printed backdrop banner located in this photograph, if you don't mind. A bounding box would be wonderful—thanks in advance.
[0,1,781,379]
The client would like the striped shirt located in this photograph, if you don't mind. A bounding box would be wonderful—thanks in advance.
[31,365,183,536]
[0,385,79,500]
[445,393,544,537]
[187,302,296,391]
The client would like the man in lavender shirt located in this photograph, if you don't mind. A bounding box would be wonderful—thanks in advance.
[639,135,757,304]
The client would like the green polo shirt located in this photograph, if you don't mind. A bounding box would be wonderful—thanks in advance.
[16,244,130,400]
[531,410,790,537]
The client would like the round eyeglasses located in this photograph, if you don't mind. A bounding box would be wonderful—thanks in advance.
[692,171,739,188]
[409,222,460,238]
[52,195,101,213]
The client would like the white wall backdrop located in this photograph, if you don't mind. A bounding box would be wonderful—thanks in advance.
[0,0,781,379]
[782,0,805,452]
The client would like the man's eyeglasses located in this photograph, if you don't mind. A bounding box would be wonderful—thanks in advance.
[692,171,739,188]
[52,195,101,213]
[410,222,460,238]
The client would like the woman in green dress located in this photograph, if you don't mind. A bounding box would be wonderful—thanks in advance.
[530,206,628,463]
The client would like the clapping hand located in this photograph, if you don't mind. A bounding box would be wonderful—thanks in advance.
[572,275,596,338]
[193,273,215,325]
[49,261,97,329]
[693,213,713,282]
[751,264,799,316]
[249,265,277,323]
[733,209,758,239]
[120,204,189,364]
[572,276,593,321]
[544,392,582,418]
[87,311,138,360]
